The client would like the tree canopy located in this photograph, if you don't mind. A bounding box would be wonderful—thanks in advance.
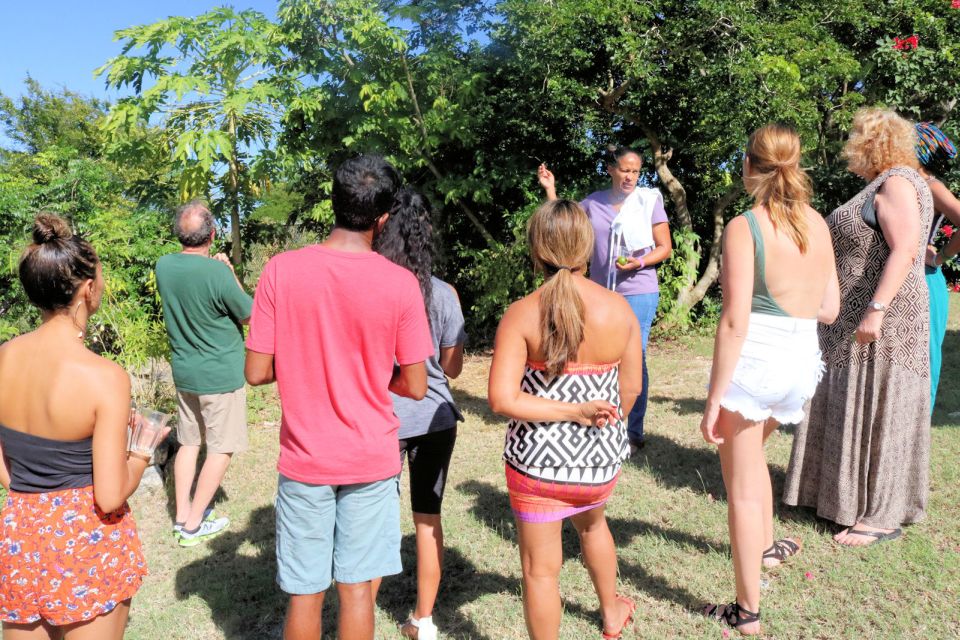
[2,0,959,347]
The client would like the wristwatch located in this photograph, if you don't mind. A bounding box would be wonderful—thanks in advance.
[866,300,887,312]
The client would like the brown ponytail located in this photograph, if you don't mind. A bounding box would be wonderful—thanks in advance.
[744,124,812,253]
[527,200,594,377]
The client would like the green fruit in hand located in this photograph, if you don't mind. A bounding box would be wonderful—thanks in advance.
[617,256,628,266]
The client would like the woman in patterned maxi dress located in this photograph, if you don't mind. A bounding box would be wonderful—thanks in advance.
[784,108,934,545]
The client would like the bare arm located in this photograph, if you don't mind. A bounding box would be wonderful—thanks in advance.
[390,362,428,400]
[819,246,841,325]
[0,440,9,491]
[617,309,645,417]
[92,366,151,513]
[439,344,464,379]
[928,180,960,265]
[701,217,754,445]
[856,176,922,344]
[616,222,672,271]
[487,302,618,426]
[245,350,276,386]
[538,164,558,201]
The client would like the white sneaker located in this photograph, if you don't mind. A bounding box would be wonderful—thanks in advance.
[172,508,215,538]
[401,616,438,640]
[178,516,229,547]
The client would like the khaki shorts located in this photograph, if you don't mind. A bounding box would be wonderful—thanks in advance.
[176,387,248,454]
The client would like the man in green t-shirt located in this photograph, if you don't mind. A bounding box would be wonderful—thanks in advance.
[156,200,253,547]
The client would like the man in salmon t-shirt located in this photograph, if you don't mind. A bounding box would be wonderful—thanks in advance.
[245,155,433,640]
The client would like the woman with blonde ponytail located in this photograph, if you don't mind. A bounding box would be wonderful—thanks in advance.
[700,124,839,635]
[488,199,644,640]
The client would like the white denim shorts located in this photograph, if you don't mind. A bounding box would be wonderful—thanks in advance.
[719,313,824,425]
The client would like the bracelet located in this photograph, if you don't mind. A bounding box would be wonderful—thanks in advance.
[938,250,948,266]
[638,256,646,269]
[127,451,152,463]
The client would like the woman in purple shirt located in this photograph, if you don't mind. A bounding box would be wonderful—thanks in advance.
[539,147,672,451]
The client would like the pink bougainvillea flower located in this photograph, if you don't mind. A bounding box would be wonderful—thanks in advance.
[953,0,960,9]
[943,225,954,238]
[805,571,814,580]
[722,629,730,638]
[953,283,960,292]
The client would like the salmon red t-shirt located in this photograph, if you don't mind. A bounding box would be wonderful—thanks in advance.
[246,245,433,485]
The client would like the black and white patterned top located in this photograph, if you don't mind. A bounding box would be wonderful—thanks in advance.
[503,361,629,484]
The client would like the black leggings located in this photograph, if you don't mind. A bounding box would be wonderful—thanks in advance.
[399,427,457,515]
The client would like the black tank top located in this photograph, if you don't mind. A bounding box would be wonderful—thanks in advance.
[0,423,93,493]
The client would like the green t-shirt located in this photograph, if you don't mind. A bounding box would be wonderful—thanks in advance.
[155,253,254,394]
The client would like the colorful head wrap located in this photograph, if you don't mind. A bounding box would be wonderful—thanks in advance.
[915,121,957,167]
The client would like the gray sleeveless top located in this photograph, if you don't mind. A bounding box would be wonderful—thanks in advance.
[0,423,93,493]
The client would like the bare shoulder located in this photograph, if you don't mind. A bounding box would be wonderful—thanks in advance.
[879,174,918,196]
[723,214,751,245]
[77,351,131,394]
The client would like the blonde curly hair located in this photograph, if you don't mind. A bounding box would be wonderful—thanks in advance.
[843,108,919,179]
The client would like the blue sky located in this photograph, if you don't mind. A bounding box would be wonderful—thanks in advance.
[0,1,277,102]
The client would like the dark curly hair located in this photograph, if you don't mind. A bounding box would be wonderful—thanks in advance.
[375,187,433,323]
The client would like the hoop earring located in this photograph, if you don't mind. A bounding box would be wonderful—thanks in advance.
[72,300,85,340]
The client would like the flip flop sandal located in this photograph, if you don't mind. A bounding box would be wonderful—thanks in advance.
[762,538,801,567]
[702,601,760,630]
[601,595,635,639]
[840,527,902,546]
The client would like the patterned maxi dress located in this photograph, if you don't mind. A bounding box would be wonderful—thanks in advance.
[783,167,934,529]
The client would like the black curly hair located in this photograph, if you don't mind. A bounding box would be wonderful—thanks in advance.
[375,187,434,324]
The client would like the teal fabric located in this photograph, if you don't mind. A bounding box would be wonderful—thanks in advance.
[926,265,948,413]
[742,210,791,318]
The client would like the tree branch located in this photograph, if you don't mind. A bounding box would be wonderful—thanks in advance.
[401,54,497,248]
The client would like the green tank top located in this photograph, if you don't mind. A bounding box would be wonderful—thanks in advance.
[742,210,791,318]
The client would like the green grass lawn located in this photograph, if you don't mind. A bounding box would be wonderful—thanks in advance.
[125,298,960,639]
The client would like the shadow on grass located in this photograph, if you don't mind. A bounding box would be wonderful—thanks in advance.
[648,395,704,416]
[376,536,510,640]
[457,480,706,611]
[450,388,499,425]
[174,505,285,640]
[626,433,726,498]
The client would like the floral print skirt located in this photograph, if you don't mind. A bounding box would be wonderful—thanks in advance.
[0,485,147,626]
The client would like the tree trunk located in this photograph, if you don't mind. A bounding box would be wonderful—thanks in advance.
[675,182,742,311]
[227,115,242,266]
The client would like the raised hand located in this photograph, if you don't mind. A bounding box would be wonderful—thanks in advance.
[537,163,557,199]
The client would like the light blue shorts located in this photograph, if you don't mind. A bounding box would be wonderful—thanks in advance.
[275,474,401,594]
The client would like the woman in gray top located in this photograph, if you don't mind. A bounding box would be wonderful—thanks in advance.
[374,187,466,640]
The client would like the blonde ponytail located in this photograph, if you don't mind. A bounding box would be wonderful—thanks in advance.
[744,124,813,253]
[527,200,594,377]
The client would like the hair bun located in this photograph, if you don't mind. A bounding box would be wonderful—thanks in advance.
[32,213,73,245]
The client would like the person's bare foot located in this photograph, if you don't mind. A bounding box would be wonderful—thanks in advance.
[834,522,900,547]
[601,595,635,639]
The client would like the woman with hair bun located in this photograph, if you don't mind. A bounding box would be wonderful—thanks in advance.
[538,146,671,453]
[488,199,644,639]
[373,188,467,640]
[0,214,159,638]
[700,124,839,635]
[785,108,934,548]
[914,121,960,411]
